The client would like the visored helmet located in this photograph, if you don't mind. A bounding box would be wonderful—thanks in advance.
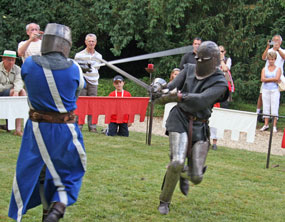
[41,23,72,58]
[195,41,220,80]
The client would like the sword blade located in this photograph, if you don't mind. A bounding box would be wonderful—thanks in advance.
[97,45,193,67]
[97,57,151,91]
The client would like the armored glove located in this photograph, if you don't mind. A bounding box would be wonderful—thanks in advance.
[154,88,182,105]
[78,63,92,73]
[151,78,167,100]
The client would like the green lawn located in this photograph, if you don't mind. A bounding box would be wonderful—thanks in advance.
[0,128,284,222]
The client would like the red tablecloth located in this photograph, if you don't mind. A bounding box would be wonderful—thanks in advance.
[74,96,150,124]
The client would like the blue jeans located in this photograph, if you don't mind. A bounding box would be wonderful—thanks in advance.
[107,122,129,137]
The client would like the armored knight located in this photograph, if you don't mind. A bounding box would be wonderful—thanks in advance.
[153,41,229,215]
[8,23,86,222]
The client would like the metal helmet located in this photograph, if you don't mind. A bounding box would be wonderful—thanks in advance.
[41,23,72,58]
[195,41,220,80]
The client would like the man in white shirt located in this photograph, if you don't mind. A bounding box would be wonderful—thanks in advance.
[75,33,102,133]
[18,23,43,62]
[257,35,285,117]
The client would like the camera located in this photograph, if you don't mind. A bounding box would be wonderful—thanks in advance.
[269,40,275,45]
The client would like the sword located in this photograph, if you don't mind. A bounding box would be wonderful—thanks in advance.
[95,45,193,90]
[96,57,152,91]
[97,45,193,67]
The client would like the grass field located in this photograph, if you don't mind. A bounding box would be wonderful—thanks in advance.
[0,127,284,222]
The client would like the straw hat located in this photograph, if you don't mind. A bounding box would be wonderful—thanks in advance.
[0,50,17,58]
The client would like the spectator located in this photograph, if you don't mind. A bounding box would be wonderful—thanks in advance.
[169,68,180,82]
[75,33,102,133]
[210,45,233,149]
[179,37,202,69]
[210,103,220,150]
[162,68,181,128]
[257,35,285,118]
[0,50,26,136]
[106,75,132,137]
[18,23,43,62]
[219,45,234,108]
[260,51,281,133]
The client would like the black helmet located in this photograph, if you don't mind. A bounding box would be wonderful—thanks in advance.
[195,41,220,80]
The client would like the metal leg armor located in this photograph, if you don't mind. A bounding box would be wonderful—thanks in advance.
[159,132,188,203]
[181,140,210,184]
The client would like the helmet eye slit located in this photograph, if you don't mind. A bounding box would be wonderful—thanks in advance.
[195,56,211,62]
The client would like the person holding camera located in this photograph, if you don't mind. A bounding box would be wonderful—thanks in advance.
[18,23,43,62]
[256,35,285,119]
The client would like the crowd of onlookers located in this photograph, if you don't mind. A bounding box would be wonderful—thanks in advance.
[0,22,133,137]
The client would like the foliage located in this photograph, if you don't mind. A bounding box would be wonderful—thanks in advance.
[1,0,285,102]
[1,128,285,221]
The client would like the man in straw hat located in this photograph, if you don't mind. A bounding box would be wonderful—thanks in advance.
[0,50,26,136]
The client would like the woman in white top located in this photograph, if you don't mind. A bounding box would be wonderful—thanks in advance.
[260,51,281,132]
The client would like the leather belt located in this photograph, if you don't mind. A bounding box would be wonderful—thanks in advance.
[29,110,76,123]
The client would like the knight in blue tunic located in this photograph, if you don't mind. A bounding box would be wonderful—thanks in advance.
[8,23,86,222]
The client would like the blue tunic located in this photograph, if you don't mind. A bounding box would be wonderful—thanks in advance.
[8,55,86,221]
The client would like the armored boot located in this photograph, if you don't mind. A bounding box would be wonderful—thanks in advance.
[44,202,66,222]
[179,164,190,196]
[158,201,170,215]
[42,209,49,222]
[179,177,189,196]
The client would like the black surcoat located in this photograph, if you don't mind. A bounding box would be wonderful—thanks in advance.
[165,63,228,141]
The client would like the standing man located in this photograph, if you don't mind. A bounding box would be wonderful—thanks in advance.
[18,23,43,62]
[179,37,202,69]
[152,41,228,215]
[75,33,102,133]
[0,50,26,136]
[257,35,285,117]
[8,23,86,222]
